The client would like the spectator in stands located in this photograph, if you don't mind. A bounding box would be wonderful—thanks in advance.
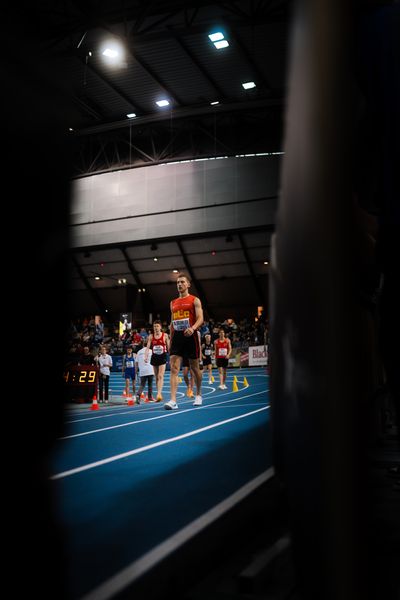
[131,329,142,352]
[95,345,113,403]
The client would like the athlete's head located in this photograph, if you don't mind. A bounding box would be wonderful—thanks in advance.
[176,273,191,294]
[153,320,162,333]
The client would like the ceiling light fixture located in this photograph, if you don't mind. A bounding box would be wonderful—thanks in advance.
[156,99,170,107]
[214,40,229,49]
[208,31,229,49]
[208,32,224,42]
[100,39,126,66]
[242,81,256,90]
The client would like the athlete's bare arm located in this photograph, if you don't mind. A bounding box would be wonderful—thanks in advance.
[144,333,152,362]
[184,296,203,337]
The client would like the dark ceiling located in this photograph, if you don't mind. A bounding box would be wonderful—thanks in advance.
[24,0,293,176]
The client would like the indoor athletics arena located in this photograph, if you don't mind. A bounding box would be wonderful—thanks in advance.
[4,3,399,600]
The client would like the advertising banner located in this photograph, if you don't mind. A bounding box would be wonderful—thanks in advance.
[248,345,268,366]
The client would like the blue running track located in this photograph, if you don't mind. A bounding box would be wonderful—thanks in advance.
[51,367,272,600]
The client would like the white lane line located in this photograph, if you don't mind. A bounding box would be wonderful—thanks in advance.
[51,405,269,480]
[64,390,216,423]
[79,467,274,600]
[58,390,268,440]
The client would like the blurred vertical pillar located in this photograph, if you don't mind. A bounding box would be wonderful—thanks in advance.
[269,1,373,599]
[2,9,73,599]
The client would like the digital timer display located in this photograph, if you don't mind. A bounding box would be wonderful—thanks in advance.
[63,365,99,385]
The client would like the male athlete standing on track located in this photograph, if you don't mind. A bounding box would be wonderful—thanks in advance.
[164,273,204,410]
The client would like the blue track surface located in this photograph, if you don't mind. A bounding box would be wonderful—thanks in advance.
[51,367,272,599]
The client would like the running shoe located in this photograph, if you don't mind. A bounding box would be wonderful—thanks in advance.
[193,396,203,406]
[164,400,178,410]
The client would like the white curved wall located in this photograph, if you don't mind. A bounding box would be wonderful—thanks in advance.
[71,154,281,248]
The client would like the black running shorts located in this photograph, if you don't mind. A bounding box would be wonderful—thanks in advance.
[170,330,201,360]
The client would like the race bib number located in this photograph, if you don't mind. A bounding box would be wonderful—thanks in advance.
[126,359,134,368]
[173,318,190,331]
[153,345,163,355]
[219,348,228,357]
[205,349,211,356]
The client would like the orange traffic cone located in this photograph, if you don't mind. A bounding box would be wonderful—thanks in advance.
[127,396,134,406]
[90,393,100,410]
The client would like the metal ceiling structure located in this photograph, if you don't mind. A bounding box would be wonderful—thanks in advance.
[27,0,292,175]
[69,226,273,322]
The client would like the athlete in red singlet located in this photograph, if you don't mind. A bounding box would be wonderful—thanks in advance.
[214,328,232,389]
[145,320,170,401]
[164,273,204,410]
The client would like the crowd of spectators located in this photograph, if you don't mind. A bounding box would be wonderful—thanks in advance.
[65,312,268,366]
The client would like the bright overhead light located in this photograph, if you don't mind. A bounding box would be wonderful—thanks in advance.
[153,257,158,262]
[100,39,125,65]
[214,40,229,49]
[156,99,170,107]
[242,81,256,90]
[208,32,224,42]
[173,269,178,273]
[103,48,118,58]
[126,113,136,118]
[210,101,220,105]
